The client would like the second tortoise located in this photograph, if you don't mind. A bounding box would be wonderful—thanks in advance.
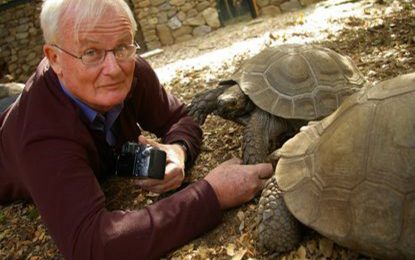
[257,72,415,259]
[187,44,366,164]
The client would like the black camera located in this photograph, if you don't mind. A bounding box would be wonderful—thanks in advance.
[115,142,166,179]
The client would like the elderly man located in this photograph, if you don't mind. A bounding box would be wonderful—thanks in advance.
[0,0,273,259]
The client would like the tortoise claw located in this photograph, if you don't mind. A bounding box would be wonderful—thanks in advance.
[266,149,282,169]
[186,103,209,125]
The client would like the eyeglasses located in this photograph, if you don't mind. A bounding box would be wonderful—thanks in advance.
[51,42,140,65]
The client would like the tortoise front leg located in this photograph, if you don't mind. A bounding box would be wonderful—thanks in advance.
[243,108,287,164]
[186,84,233,125]
[256,176,302,253]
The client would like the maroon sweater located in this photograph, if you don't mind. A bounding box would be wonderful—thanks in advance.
[0,58,222,259]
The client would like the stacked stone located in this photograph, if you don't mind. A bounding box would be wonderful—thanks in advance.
[256,0,315,17]
[133,0,221,50]
[0,0,323,81]
[0,1,43,82]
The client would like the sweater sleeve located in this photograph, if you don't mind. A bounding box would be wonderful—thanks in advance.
[20,136,222,260]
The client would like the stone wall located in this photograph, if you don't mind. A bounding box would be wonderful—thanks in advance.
[132,0,221,50]
[131,0,314,50]
[0,0,43,82]
[0,0,317,82]
[256,0,307,16]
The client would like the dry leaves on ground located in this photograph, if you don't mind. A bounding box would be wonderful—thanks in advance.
[1,0,414,259]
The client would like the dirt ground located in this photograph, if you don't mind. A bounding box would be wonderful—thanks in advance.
[0,0,414,259]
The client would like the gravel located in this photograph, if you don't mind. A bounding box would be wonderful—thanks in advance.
[1,0,414,259]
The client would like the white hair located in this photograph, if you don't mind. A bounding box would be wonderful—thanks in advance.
[40,0,137,44]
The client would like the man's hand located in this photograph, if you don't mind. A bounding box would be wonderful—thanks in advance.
[134,135,186,193]
[204,158,273,209]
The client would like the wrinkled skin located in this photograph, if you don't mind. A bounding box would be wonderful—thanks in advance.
[204,157,273,209]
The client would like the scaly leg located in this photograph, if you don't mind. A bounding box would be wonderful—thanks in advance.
[243,108,287,164]
[257,176,302,254]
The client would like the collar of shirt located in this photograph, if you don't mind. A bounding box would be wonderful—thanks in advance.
[59,82,123,145]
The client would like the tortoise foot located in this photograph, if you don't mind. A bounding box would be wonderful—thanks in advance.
[187,85,232,125]
[256,177,302,254]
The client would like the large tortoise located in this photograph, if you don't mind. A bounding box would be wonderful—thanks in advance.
[257,72,415,259]
[187,44,366,164]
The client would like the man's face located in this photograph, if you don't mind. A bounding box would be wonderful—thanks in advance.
[49,8,135,112]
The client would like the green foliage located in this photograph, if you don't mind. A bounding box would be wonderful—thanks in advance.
[0,211,5,224]
[26,206,39,221]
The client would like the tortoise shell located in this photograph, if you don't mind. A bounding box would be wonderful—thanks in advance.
[276,73,415,259]
[235,44,365,120]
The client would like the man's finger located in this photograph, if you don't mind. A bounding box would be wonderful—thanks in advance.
[138,135,149,144]
[138,135,160,148]
[256,163,274,179]
[135,177,178,193]
[134,178,164,189]
[256,176,276,196]
[220,157,242,166]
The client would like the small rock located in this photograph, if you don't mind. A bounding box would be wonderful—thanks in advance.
[226,243,236,256]
[319,238,334,258]
[368,70,377,77]
[237,210,245,222]
[306,239,317,253]
[296,245,307,259]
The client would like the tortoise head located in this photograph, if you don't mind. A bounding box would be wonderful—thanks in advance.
[217,84,252,115]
